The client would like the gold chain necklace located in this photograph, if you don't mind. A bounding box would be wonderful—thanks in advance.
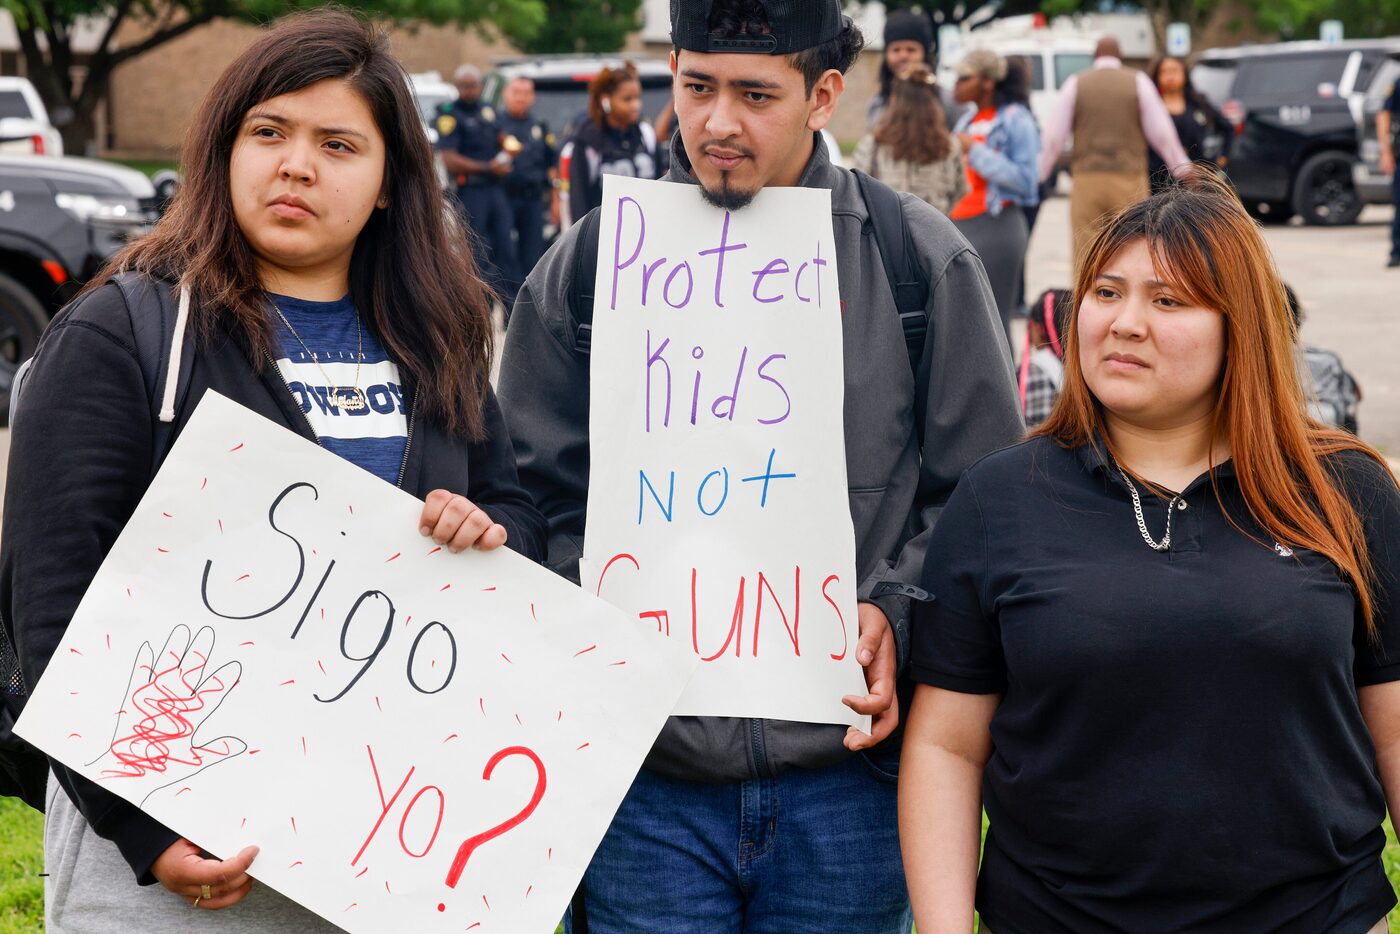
[271,301,367,412]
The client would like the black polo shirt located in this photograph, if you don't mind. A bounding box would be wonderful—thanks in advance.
[912,435,1400,934]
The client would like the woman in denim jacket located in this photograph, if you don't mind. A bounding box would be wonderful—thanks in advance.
[948,50,1041,339]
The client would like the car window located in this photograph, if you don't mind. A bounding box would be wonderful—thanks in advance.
[1365,57,1400,108]
[1234,53,1348,102]
[0,91,33,120]
[1025,55,1045,91]
[1053,54,1093,88]
[1191,61,1237,107]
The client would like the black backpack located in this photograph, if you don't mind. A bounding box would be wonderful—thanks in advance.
[566,171,931,375]
[0,272,194,811]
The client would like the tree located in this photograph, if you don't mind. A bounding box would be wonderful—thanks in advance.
[3,0,546,155]
[502,0,641,53]
[1249,0,1400,39]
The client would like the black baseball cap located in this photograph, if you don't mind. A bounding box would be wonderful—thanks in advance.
[670,0,848,55]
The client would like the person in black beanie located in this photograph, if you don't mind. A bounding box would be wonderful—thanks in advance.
[869,9,955,131]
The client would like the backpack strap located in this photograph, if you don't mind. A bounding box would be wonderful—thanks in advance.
[568,207,603,355]
[112,272,195,471]
[850,169,930,371]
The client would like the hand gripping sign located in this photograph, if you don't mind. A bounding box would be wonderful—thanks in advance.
[580,176,868,727]
[17,392,696,934]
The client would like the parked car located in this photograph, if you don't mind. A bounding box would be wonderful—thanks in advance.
[0,77,63,158]
[0,154,158,421]
[483,55,675,144]
[1192,39,1400,225]
[939,36,1095,135]
[1353,51,1400,205]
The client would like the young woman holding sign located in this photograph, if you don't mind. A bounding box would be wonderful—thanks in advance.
[0,10,544,928]
[899,174,1400,933]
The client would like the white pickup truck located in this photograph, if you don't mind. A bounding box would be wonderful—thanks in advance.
[0,77,63,157]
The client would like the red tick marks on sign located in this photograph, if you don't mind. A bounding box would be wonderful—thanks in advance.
[526,885,533,898]
[384,881,391,895]
[228,443,244,453]
[573,645,596,657]
[356,867,368,879]
[343,903,356,912]
[548,847,553,860]
[348,504,354,515]
[375,696,383,713]
[577,743,590,751]
[500,653,512,664]
[530,603,537,621]
[279,680,296,686]
[162,512,173,518]
[291,816,298,834]
[483,896,490,910]
[176,787,191,797]
[427,546,442,556]
[609,661,627,667]
[201,477,208,490]
[443,734,459,744]
[514,714,522,726]
[301,737,308,756]
[106,634,111,651]
[289,861,302,869]
[240,641,254,647]
[67,733,81,739]
[440,584,452,592]
[386,553,401,563]
[436,904,445,913]
[218,519,223,535]
[317,660,326,675]
[249,749,261,755]
[156,548,169,554]
[479,698,486,716]
[125,588,132,598]
[68,691,79,696]
[466,923,481,930]
[235,574,251,582]
[68,647,82,656]
[556,711,563,721]
[241,817,247,829]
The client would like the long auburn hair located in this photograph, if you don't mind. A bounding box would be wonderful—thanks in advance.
[94,8,495,438]
[873,64,952,163]
[588,62,639,130]
[1035,172,1395,629]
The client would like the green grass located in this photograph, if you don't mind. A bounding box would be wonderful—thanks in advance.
[3,796,1400,931]
[0,797,42,934]
[109,159,178,178]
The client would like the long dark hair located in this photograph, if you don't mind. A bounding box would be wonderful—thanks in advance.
[994,56,1032,109]
[1148,55,1220,126]
[96,8,495,439]
[874,64,952,163]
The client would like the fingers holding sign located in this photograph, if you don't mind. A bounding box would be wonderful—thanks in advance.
[420,490,508,553]
[152,838,258,910]
[842,603,899,752]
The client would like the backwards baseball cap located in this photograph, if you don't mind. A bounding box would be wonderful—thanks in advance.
[670,0,848,55]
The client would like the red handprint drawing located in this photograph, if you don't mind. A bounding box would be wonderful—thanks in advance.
[87,624,248,806]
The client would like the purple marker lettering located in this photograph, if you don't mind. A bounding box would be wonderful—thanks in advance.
[610,197,645,311]
[756,354,791,425]
[646,331,672,432]
[811,242,828,308]
[751,259,789,304]
[641,257,668,306]
[711,347,748,421]
[697,211,748,308]
[664,263,694,308]
[793,262,811,304]
[689,346,704,425]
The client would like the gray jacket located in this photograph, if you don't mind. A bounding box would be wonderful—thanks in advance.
[498,134,1024,783]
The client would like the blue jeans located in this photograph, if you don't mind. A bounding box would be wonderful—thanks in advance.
[565,752,911,933]
[1390,166,1400,260]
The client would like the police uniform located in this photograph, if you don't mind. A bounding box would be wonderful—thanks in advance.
[1384,81,1400,265]
[496,110,557,300]
[434,97,517,300]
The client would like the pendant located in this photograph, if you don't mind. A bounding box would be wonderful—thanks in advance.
[333,387,368,412]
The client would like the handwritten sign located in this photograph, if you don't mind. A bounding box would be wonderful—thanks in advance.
[580,176,866,727]
[17,392,696,934]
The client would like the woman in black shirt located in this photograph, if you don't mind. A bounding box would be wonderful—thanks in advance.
[900,173,1400,934]
[566,62,661,224]
[1148,55,1226,194]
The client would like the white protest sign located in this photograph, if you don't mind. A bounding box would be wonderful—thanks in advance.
[580,175,867,727]
[17,392,696,934]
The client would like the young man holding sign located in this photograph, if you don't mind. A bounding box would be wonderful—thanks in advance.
[499,0,1023,930]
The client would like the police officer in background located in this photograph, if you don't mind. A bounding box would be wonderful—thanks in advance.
[436,64,518,303]
[495,76,558,304]
[1377,78,1400,268]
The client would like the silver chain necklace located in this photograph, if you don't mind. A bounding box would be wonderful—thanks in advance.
[271,301,367,412]
[1115,465,1183,553]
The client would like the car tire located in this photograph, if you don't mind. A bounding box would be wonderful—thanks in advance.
[1292,151,1364,226]
[0,271,50,427]
[1245,200,1295,224]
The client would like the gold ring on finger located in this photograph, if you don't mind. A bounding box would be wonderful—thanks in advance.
[193,896,202,908]
[201,884,213,900]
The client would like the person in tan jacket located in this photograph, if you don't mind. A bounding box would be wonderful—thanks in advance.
[1039,36,1190,269]
[853,63,968,216]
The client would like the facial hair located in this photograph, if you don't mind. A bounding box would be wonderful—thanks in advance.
[699,174,758,211]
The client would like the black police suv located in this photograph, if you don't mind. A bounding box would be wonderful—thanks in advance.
[1192,38,1400,225]
[0,154,158,421]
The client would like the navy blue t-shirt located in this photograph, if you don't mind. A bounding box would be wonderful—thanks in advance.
[912,436,1400,933]
[268,293,408,485]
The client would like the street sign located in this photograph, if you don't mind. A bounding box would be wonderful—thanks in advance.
[1320,19,1344,44]
[1166,22,1191,57]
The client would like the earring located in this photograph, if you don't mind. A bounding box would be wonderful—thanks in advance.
[601,98,612,114]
